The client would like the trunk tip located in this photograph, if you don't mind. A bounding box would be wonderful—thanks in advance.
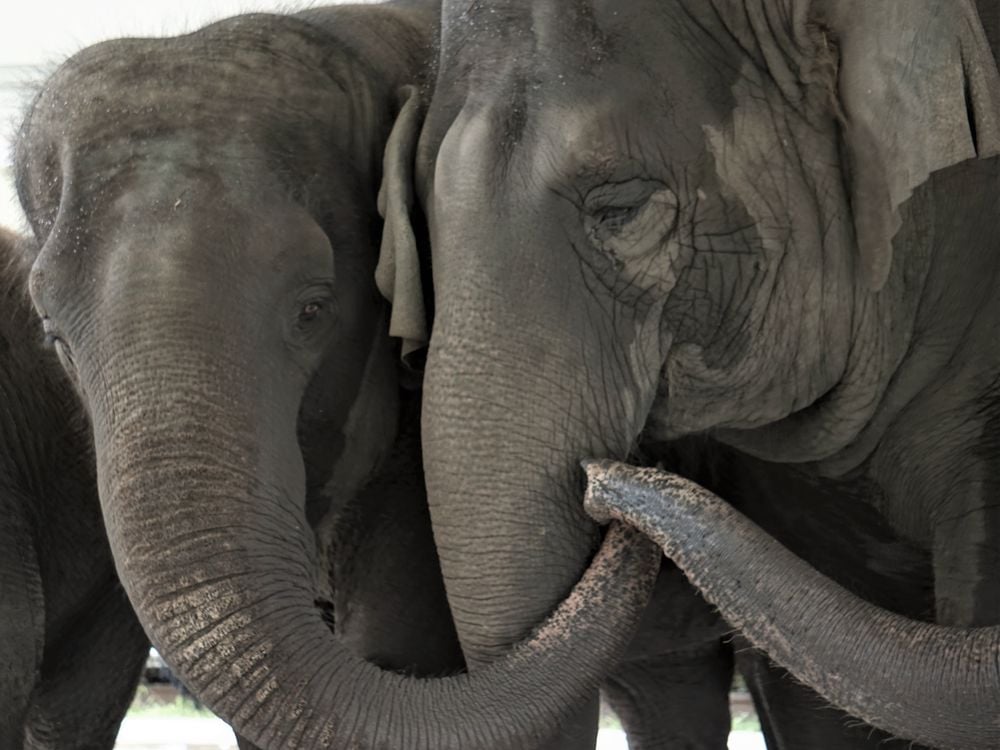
[581,458,622,524]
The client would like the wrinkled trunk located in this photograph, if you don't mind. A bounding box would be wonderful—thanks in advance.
[85,330,659,749]
[585,460,1000,750]
[420,162,658,674]
[422,324,612,664]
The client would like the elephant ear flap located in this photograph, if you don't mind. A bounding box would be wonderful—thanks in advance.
[809,0,1000,291]
[376,84,429,370]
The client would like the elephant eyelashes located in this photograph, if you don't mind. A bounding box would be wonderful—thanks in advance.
[584,180,678,263]
[41,318,66,354]
[42,327,77,375]
[594,205,641,233]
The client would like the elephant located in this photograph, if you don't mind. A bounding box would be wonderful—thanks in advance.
[0,226,460,750]
[14,3,662,749]
[370,0,1000,748]
[612,5,1000,741]
[0,225,149,748]
[581,154,1000,750]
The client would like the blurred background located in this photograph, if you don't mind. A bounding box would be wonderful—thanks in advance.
[0,3,764,748]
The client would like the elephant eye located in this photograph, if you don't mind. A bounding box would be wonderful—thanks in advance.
[299,302,323,322]
[585,180,678,262]
[593,205,641,235]
[290,285,336,342]
[53,339,77,374]
[42,320,77,374]
[41,318,67,354]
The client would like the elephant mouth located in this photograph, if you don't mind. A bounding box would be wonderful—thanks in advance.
[623,437,698,477]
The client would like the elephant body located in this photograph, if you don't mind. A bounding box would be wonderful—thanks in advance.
[400,1,1000,748]
[977,0,1000,61]
[702,441,936,750]
[324,389,463,677]
[0,226,149,748]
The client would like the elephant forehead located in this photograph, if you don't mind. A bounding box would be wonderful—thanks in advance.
[438,8,743,185]
[437,85,719,205]
[26,17,354,164]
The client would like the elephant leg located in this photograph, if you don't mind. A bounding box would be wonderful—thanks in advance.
[235,735,265,750]
[603,640,733,750]
[736,645,930,750]
[24,582,147,750]
[0,501,44,747]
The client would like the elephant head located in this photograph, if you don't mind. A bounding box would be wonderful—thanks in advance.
[14,8,659,749]
[404,0,1000,746]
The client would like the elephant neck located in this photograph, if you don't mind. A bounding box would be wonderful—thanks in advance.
[717,158,1000,475]
[857,263,1000,548]
[809,161,1000,547]
[818,160,1000,474]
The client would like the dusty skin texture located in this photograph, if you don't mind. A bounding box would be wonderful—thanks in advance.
[584,459,1000,750]
[413,2,1000,745]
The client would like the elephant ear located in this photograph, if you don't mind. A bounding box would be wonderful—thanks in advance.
[376,84,429,370]
[802,0,1000,290]
[975,0,1000,65]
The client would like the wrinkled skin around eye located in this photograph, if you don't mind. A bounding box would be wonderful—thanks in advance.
[585,183,679,263]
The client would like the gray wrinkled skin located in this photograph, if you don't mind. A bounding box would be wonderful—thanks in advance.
[409,1,1000,747]
[584,458,1000,750]
[0,227,148,748]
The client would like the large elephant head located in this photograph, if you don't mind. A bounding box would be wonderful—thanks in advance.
[14,8,659,749]
[404,0,1000,746]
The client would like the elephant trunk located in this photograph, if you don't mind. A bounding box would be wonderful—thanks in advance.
[422,339,603,663]
[585,460,1000,750]
[420,212,662,679]
[85,331,659,749]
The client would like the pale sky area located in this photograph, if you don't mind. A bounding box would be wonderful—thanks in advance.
[0,0,377,228]
[0,0,308,65]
